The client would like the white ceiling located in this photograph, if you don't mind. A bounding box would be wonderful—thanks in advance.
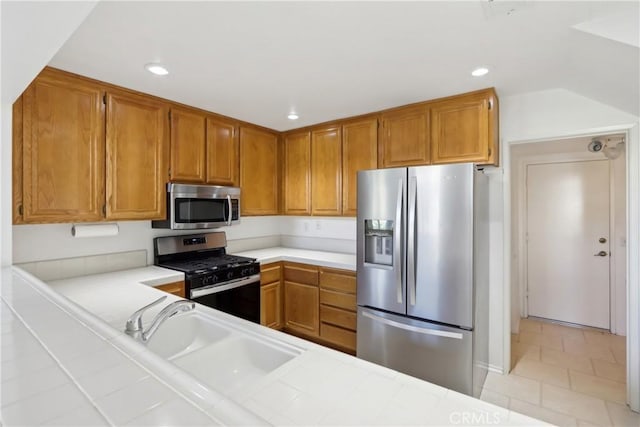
[48,1,639,131]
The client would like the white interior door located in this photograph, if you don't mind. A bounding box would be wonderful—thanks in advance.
[526,160,610,329]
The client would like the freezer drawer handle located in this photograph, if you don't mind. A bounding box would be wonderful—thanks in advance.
[362,310,463,340]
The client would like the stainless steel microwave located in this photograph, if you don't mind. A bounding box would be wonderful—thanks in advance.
[152,183,240,229]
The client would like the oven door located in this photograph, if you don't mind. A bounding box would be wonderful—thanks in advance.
[190,275,260,324]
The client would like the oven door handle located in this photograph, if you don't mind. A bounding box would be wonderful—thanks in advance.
[190,274,260,299]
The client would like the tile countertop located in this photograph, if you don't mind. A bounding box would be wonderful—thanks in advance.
[234,247,356,271]
[3,260,546,426]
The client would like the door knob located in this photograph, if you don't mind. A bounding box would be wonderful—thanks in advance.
[594,251,608,257]
[599,237,607,243]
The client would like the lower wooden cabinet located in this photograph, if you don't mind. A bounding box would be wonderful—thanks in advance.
[283,263,319,337]
[156,281,185,298]
[318,267,357,352]
[260,262,283,330]
[259,261,357,353]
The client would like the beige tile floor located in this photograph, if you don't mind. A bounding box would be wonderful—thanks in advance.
[480,317,639,426]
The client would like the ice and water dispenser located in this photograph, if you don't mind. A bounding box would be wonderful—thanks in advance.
[364,219,394,267]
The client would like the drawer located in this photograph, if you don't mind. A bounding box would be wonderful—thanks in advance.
[284,263,319,286]
[320,289,356,311]
[319,268,356,293]
[320,305,356,330]
[320,323,356,351]
[260,262,281,285]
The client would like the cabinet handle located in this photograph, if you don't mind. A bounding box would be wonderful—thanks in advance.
[102,205,106,216]
[18,204,23,216]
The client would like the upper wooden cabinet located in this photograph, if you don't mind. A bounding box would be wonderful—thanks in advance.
[168,108,238,186]
[379,106,430,168]
[341,118,378,216]
[169,107,206,183]
[105,91,169,220]
[239,126,279,215]
[206,117,238,186]
[20,71,105,223]
[430,88,498,165]
[283,132,311,215]
[311,126,342,216]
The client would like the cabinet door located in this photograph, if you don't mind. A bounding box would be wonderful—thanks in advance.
[106,91,169,220]
[261,282,282,329]
[239,127,279,215]
[379,106,430,168]
[22,72,105,223]
[261,262,283,330]
[284,281,319,337]
[311,126,342,215]
[206,117,238,186]
[430,90,496,165]
[169,107,206,183]
[342,119,377,216]
[13,96,24,224]
[283,131,311,215]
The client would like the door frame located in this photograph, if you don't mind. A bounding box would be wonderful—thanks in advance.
[519,156,616,330]
[503,123,639,411]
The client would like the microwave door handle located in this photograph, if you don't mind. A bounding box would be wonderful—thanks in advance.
[226,195,232,226]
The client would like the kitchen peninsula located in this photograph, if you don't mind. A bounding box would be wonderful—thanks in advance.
[1,248,546,426]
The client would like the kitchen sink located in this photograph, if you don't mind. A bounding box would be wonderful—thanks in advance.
[145,310,303,393]
[146,312,231,359]
[173,334,301,394]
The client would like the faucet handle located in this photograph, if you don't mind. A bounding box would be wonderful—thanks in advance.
[125,295,168,333]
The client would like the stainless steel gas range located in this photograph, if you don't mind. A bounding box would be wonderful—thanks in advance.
[154,232,260,323]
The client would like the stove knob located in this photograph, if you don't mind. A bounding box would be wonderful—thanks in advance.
[202,276,211,286]
[226,271,234,280]
[241,268,248,276]
[211,275,218,284]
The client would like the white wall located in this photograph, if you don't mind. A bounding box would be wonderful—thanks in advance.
[0,1,99,267]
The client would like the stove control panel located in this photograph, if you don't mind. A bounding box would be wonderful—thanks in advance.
[189,262,260,289]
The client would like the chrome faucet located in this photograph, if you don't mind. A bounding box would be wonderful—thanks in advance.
[125,295,195,343]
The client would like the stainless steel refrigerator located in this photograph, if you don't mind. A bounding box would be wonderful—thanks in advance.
[356,163,489,397]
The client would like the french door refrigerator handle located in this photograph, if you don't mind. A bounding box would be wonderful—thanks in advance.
[362,310,463,339]
[408,175,417,306]
[395,178,403,304]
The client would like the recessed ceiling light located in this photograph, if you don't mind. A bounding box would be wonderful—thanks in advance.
[145,63,169,76]
[471,67,489,77]
[288,113,299,120]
